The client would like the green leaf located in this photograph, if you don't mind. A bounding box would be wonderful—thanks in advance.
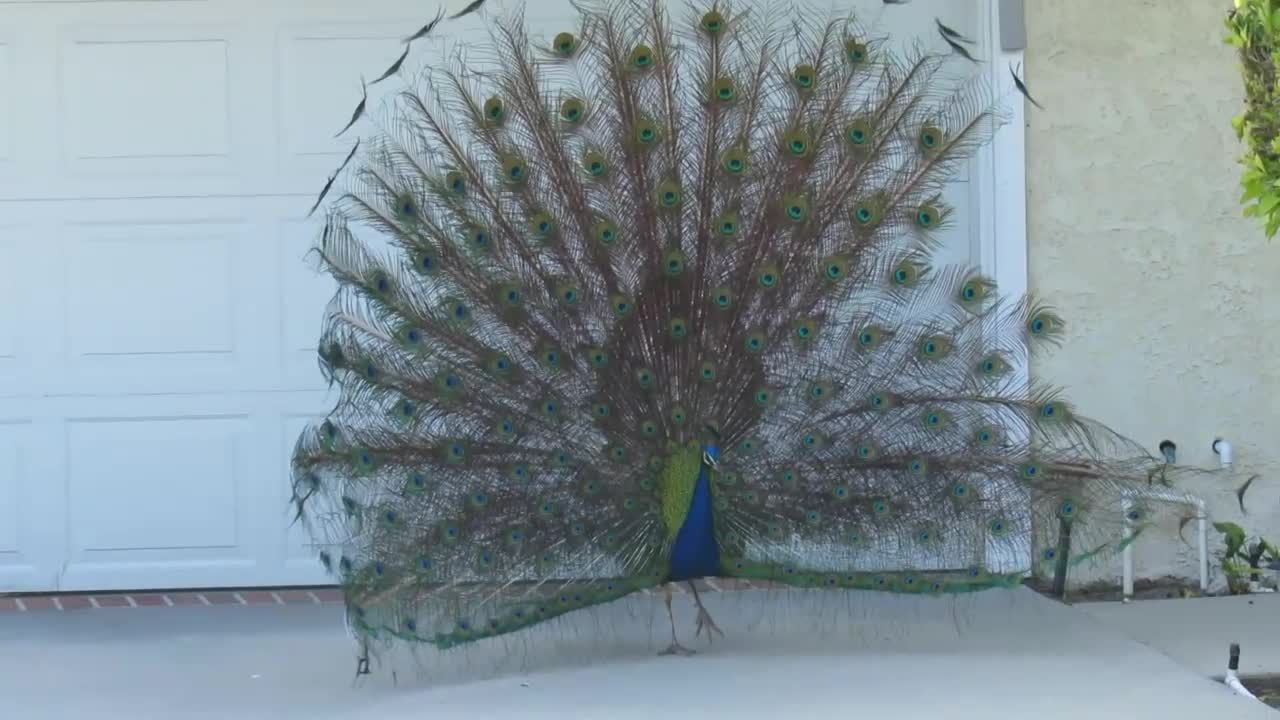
[1215,521,1247,558]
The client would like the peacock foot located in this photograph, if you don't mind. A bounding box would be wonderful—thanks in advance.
[658,642,696,657]
[694,605,724,643]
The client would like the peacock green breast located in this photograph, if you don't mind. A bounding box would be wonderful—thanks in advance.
[657,441,705,542]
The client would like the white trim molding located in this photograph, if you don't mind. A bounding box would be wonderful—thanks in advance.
[981,0,1029,309]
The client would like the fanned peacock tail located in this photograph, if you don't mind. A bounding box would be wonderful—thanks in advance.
[290,0,1227,654]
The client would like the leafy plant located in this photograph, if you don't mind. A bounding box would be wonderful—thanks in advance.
[1225,0,1280,239]
[1213,521,1278,594]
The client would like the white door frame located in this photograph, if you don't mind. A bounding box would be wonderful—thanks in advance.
[979,0,1029,317]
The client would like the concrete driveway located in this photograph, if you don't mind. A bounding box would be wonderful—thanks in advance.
[0,586,1274,719]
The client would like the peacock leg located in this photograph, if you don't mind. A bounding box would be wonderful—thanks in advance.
[689,580,724,643]
[657,583,695,657]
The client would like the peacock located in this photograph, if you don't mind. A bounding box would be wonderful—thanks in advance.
[290,0,1224,661]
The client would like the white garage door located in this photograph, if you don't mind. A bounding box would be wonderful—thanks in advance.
[0,0,1018,592]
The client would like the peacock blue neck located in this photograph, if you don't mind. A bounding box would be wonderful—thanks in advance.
[667,445,720,582]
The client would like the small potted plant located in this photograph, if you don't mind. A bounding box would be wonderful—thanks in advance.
[1214,522,1278,594]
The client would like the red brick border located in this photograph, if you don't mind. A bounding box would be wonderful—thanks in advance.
[0,580,785,614]
[0,587,342,613]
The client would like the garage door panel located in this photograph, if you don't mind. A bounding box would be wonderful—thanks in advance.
[66,414,247,553]
[280,215,337,385]
[276,23,410,171]
[66,222,239,357]
[0,418,59,593]
[0,232,20,361]
[54,395,273,591]
[0,39,11,164]
[58,25,238,177]
[0,421,27,556]
[0,223,44,399]
[56,217,257,396]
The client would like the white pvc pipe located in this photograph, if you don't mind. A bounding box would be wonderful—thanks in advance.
[1225,643,1259,701]
[1226,675,1257,701]
[1213,438,1233,467]
[1116,488,1209,596]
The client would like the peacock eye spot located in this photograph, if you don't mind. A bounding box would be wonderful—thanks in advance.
[850,128,865,143]
[1031,319,1045,333]
[856,208,872,222]
[895,269,909,283]
[790,139,806,154]
[918,210,933,226]
[591,162,603,174]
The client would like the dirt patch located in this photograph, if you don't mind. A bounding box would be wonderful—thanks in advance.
[1022,576,1206,604]
[1239,675,1280,709]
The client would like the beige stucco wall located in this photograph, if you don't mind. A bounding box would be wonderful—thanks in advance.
[1026,1,1280,588]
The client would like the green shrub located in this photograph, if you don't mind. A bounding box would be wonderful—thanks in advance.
[1226,0,1280,239]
